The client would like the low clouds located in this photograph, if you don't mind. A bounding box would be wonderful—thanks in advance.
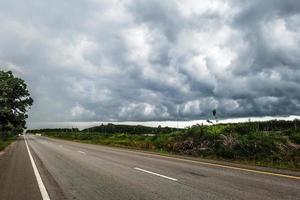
[0,0,300,123]
[71,103,95,120]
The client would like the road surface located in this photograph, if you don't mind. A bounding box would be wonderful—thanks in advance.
[0,135,300,200]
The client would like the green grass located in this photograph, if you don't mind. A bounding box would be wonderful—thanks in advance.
[45,133,299,171]
[0,138,15,151]
[38,120,300,171]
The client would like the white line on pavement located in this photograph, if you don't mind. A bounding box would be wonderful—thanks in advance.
[24,135,51,200]
[77,150,86,155]
[134,167,178,181]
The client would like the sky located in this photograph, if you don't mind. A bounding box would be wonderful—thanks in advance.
[1,0,300,128]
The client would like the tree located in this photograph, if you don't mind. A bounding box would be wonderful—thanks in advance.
[0,70,33,139]
[212,109,218,124]
[207,109,218,125]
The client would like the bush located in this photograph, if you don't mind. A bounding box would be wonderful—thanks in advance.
[290,133,300,144]
[40,120,300,170]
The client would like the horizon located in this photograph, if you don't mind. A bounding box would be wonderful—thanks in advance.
[1,0,300,125]
[27,115,300,130]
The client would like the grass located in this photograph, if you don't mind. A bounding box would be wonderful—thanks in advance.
[45,134,299,171]
[0,137,15,151]
[44,135,299,171]
[35,120,300,171]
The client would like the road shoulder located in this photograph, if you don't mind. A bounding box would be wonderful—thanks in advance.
[0,138,42,200]
[43,136,300,178]
[30,144,68,200]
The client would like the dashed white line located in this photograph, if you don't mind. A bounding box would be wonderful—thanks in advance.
[77,150,86,155]
[24,135,51,200]
[134,167,178,181]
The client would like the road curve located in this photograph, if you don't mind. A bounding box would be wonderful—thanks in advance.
[2,135,300,200]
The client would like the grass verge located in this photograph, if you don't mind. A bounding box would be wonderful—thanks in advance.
[32,120,300,171]
[0,137,16,151]
[44,134,300,172]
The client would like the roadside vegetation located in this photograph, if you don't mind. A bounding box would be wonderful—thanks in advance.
[0,135,16,151]
[29,120,300,170]
[0,70,33,150]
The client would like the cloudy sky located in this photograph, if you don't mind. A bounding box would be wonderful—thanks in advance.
[1,0,300,127]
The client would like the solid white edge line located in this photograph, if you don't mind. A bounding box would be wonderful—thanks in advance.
[134,167,178,181]
[24,135,51,200]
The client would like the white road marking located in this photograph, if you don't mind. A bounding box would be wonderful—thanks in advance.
[134,167,178,181]
[153,155,300,180]
[24,135,51,200]
[113,148,300,180]
[77,150,86,155]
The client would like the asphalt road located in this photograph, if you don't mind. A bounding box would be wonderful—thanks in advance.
[1,135,300,200]
[0,138,42,200]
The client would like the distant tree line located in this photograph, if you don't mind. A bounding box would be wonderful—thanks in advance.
[27,120,300,136]
[221,119,300,135]
[82,123,179,134]
[28,123,180,135]
[28,128,79,133]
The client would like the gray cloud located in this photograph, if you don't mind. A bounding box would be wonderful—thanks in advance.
[0,0,300,124]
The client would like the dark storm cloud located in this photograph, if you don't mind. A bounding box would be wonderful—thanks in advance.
[0,0,299,124]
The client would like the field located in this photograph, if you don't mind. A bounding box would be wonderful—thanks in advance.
[29,120,300,170]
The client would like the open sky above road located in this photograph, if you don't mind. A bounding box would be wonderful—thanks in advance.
[1,0,300,128]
